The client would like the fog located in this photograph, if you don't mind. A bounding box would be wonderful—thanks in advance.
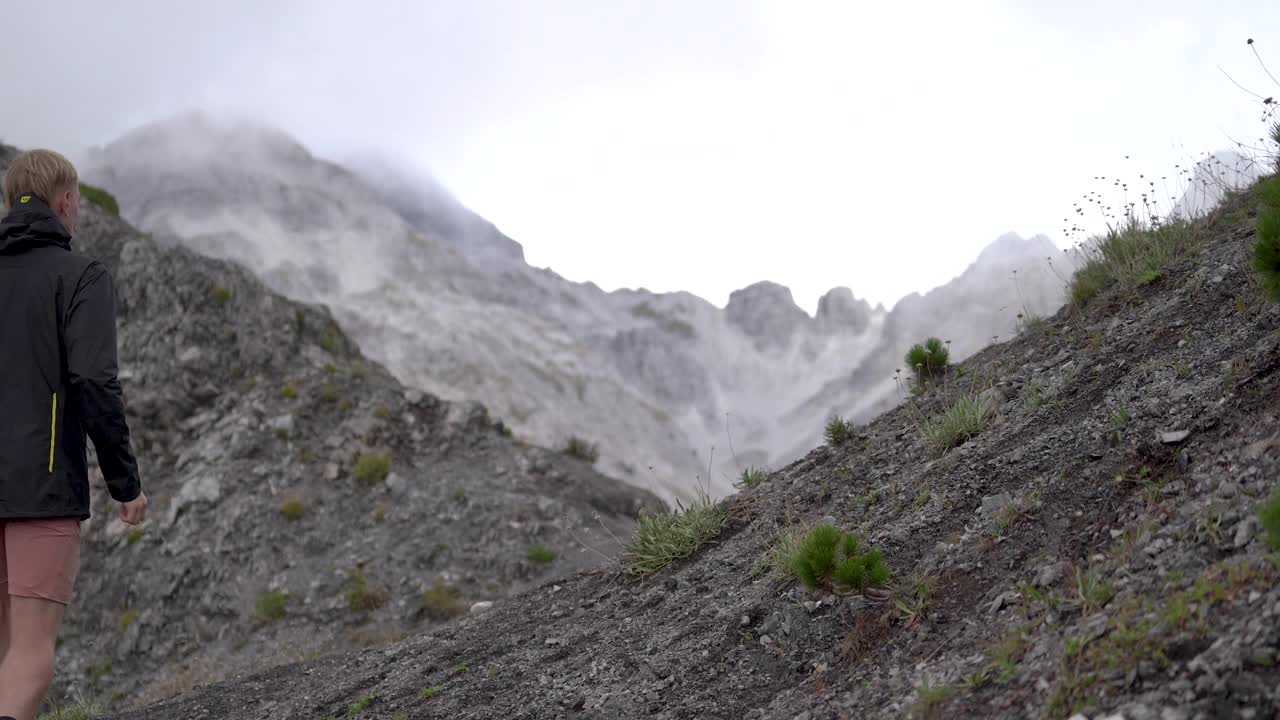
[3,1,1279,310]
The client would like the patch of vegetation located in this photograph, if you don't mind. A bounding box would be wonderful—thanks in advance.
[905,337,949,382]
[421,580,465,620]
[280,383,299,400]
[988,629,1029,684]
[118,609,137,632]
[750,526,804,579]
[254,590,289,621]
[911,675,953,719]
[353,451,391,485]
[923,396,991,452]
[38,696,104,720]
[526,545,557,564]
[451,487,467,504]
[319,382,342,403]
[561,436,599,463]
[787,524,891,593]
[280,499,305,521]
[1074,566,1116,612]
[1252,175,1280,301]
[78,182,119,215]
[374,508,385,523]
[1069,216,1199,308]
[346,568,389,612]
[1258,487,1280,551]
[347,693,376,715]
[320,328,343,354]
[373,405,390,419]
[735,466,769,489]
[419,685,445,699]
[623,491,727,576]
[126,527,144,545]
[824,415,857,446]
[212,286,232,305]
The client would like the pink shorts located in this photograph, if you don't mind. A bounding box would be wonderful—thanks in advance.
[0,518,81,605]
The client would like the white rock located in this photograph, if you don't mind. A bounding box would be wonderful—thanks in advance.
[1160,430,1190,444]
[469,601,494,614]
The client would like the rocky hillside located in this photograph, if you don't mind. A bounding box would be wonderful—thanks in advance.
[102,176,1280,718]
[80,112,1068,502]
[0,143,662,710]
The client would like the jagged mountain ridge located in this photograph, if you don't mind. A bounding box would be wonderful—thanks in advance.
[81,112,1070,503]
[0,142,661,708]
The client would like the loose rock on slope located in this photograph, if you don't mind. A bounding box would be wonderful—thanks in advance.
[103,180,1280,716]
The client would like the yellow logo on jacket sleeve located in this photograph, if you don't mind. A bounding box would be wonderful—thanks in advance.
[19,195,30,203]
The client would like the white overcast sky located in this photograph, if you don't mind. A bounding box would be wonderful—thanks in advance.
[4,1,1278,311]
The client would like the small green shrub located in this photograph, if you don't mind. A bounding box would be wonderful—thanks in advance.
[280,383,299,400]
[78,182,119,215]
[126,527,144,545]
[346,569,389,612]
[623,491,727,576]
[212,286,232,305]
[1251,175,1280,301]
[118,609,137,631]
[373,405,390,419]
[905,337,949,381]
[254,590,288,621]
[1258,488,1280,551]
[281,499,305,521]
[353,451,390,485]
[526,545,557,564]
[419,685,445,699]
[421,580,465,620]
[824,415,856,446]
[735,466,769,489]
[923,396,991,451]
[562,436,599,463]
[787,524,891,593]
[347,693,376,715]
[320,328,343,354]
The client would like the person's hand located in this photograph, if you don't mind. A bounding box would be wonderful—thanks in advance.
[120,491,148,525]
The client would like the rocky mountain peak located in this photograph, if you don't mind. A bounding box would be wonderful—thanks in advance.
[814,286,874,333]
[724,280,810,344]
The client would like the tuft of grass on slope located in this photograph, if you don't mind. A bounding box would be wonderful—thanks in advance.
[1251,175,1280,301]
[1258,488,1280,551]
[923,396,991,451]
[623,491,727,576]
[38,697,104,720]
[1070,216,1199,308]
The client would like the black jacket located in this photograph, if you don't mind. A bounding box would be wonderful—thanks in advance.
[0,194,141,519]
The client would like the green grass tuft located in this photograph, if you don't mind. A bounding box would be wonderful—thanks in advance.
[623,491,727,576]
[38,696,104,720]
[421,580,466,620]
[735,466,769,489]
[1259,488,1280,551]
[923,396,991,451]
[1251,176,1280,301]
[254,590,288,621]
[1070,216,1198,308]
[280,499,305,521]
[562,436,599,463]
[526,545,557,564]
[419,685,445,699]
[346,568,389,612]
[353,451,390,485]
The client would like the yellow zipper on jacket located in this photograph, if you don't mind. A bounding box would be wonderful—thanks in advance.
[48,392,57,473]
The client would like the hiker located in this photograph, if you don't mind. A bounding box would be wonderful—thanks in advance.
[0,150,147,720]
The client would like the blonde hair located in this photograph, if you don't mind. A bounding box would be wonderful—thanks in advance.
[2,149,79,208]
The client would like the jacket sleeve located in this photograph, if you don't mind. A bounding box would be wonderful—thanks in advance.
[64,262,142,503]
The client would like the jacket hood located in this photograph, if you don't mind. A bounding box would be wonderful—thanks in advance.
[0,193,72,255]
